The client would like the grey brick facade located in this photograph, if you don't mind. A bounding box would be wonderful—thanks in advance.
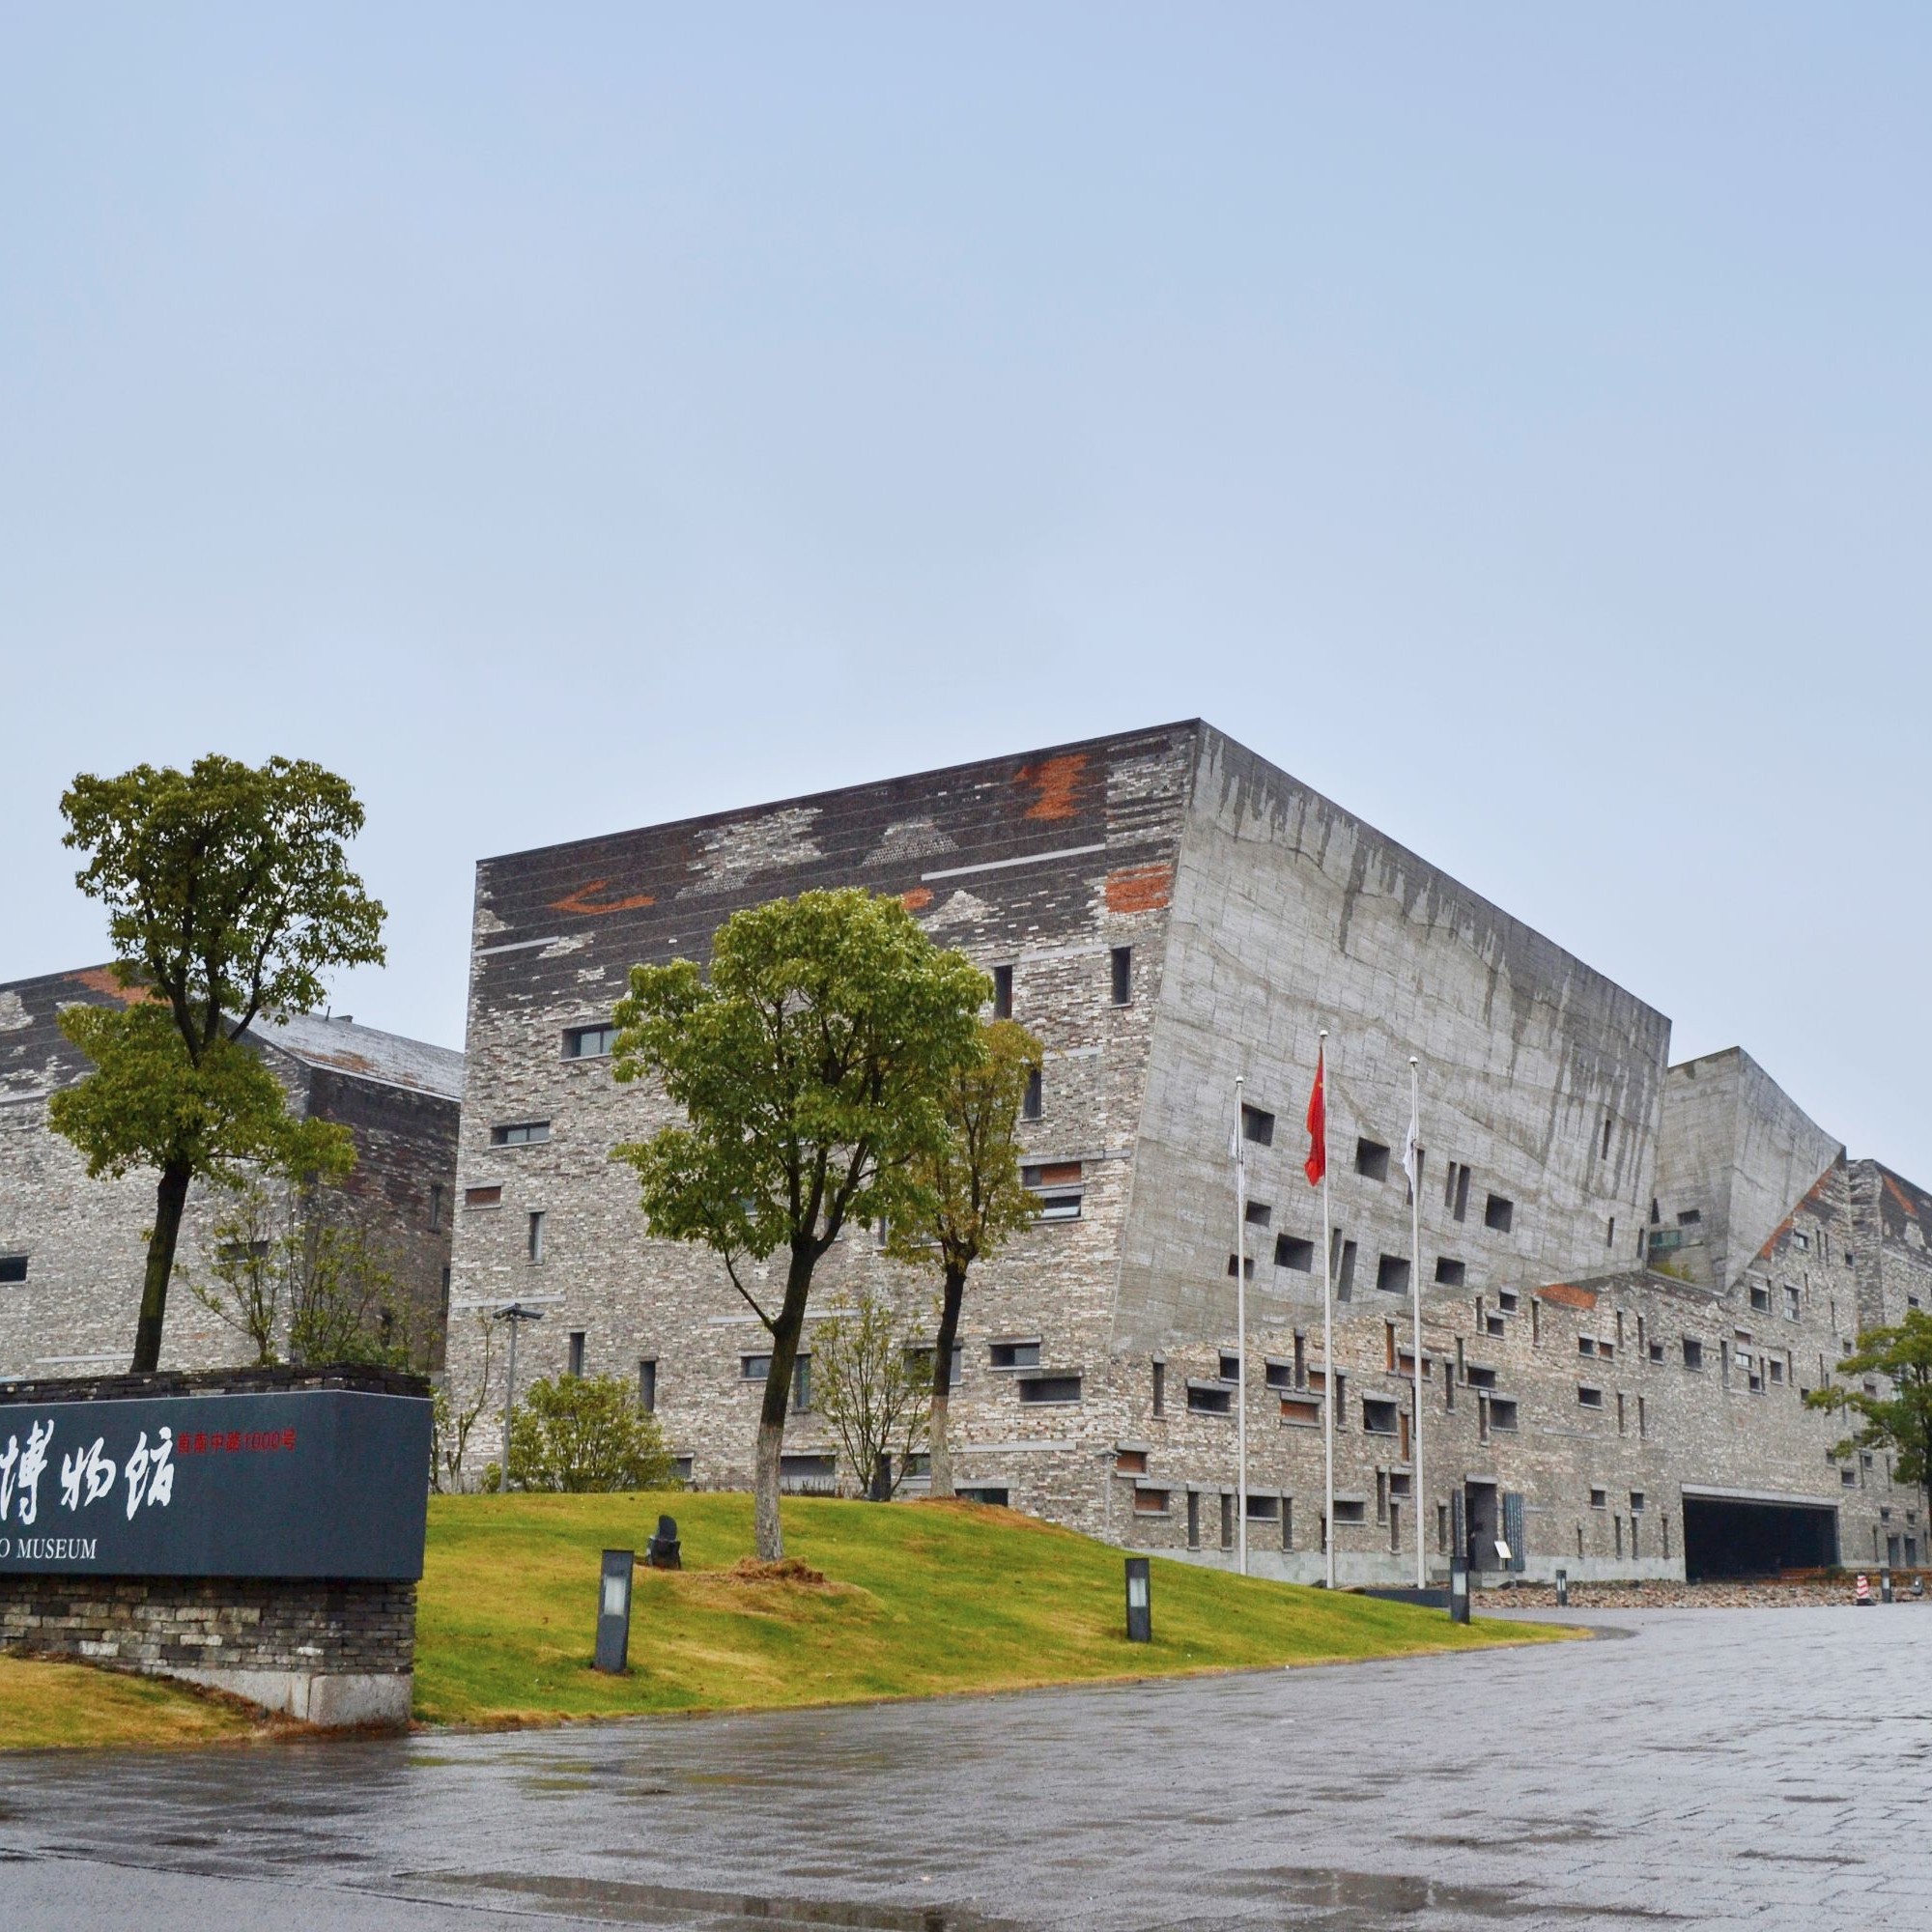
[0,970,463,1379]
[443,723,1922,1584]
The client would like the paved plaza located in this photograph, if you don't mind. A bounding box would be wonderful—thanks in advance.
[1,1605,1926,1930]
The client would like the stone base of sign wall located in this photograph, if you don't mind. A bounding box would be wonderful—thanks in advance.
[0,1574,417,1727]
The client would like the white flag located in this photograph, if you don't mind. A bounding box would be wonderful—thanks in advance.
[1403,1082,1421,1198]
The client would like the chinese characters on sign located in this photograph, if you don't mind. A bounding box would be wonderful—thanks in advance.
[3,1416,183,1526]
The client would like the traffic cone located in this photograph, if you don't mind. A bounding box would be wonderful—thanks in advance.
[1855,1573,1872,1605]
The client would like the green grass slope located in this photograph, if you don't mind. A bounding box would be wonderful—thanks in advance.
[415,1492,1567,1725]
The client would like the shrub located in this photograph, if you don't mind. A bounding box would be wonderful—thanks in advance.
[505,1375,682,1492]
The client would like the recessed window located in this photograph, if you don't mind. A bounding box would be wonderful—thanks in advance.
[1116,1447,1149,1475]
[567,1330,584,1378]
[0,1255,26,1285]
[1489,1398,1519,1431]
[1355,1138,1390,1181]
[1578,1385,1605,1409]
[791,1354,812,1413]
[1110,947,1133,1006]
[1485,1314,1505,1337]
[1335,1237,1357,1298]
[1244,1199,1272,1230]
[1264,1360,1295,1390]
[958,1485,1009,1507]
[429,1184,444,1232]
[1280,1396,1321,1427]
[563,1024,618,1060]
[1217,1351,1241,1382]
[1017,1373,1082,1406]
[1590,1486,1607,1510]
[1022,1067,1042,1121]
[1678,1208,1702,1227]
[1151,1359,1166,1416]
[781,1453,838,1493]
[1578,1337,1596,1357]
[1444,1161,1471,1222]
[1749,1283,1770,1312]
[1275,1235,1314,1271]
[1225,1254,1256,1279]
[1037,1190,1082,1222]
[639,1358,658,1412]
[1682,1338,1704,1371]
[741,1353,771,1380]
[527,1210,547,1263]
[1630,1491,1645,1513]
[1132,1487,1170,1515]
[1362,1398,1399,1435]
[1841,1467,1858,1489]
[1240,1103,1275,1147]
[1434,1257,1465,1287]
[1648,1339,1665,1364]
[992,964,1013,1019]
[1332,1499,1367,1525]
[1496,1289,1518,1314]
[1484,1193,1514,1234]
[1187,1382,1233,1415]
[1376,1254,1410,1294]
[1465,1364,1496,1390]
[464,1185,501,1208]
[990,1340,1041,1371]
[1784,1285,1801,1320]
[492,1121,551,1147]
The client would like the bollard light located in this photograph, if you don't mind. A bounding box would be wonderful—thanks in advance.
[1449,1555,1470,1625]
[1124,1556,1152,1643]
[1881,1566,1893,1605]
[594,1548,636,1674]
[1554,1568,1569,1608]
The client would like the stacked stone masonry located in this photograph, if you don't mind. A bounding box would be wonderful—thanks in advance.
[0,972,463,1378]
[439,722,1927,1586]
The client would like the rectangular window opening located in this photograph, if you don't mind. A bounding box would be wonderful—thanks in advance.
[1017,1373,1082,1406]
[992,964,1013,1019]
[1110,947,1133,1007]
[492,1121,552,1147]
[566,1330,584,1378]
[1240,1103,1276,1148]
[639,1357,657,1411]
[563,1024,618,1060]
[1275,1234,1314,1271]
[1376,1253,1410,1295]
[526,1210,547,1263]
[1485,1192,1515,1234]
[1022,1066,1042,1121]
[1355,1138,1390,1181]
[1434,1256,1465,1287]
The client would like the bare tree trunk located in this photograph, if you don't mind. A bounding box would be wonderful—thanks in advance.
[132,1162,193,1373]
[928,1261,968,1499]
[753,1244,818,1561]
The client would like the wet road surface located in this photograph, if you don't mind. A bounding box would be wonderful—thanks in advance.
[1,1605,1926,1930]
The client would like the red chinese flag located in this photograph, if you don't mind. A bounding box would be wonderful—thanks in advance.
[1304,1048,1327,1187]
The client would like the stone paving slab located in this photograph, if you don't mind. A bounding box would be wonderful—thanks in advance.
[0,1605,1925,1930]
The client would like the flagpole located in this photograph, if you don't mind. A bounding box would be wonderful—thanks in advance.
[1409,1055,1426,1591]
[1235,1075,1248,1578]
[1320,1031,1334,1592]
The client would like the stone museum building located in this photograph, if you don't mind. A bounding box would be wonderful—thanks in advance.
[0,967,464,1379]
[441,720,1927,1585]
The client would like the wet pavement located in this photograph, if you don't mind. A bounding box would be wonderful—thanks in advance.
[1,1605,1927,1930]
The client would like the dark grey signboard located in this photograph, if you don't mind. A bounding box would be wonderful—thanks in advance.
[0,1388,431,1579]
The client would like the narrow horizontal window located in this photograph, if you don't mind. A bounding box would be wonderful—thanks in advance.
[1577,1385,1605,1408]
[989,1340,1040,1370]
[1274,1235,1314,1271]
[1037,1190,1083,1222]
[1017,1373,1082,1405]
[1331,1499,1367,1524]
[1186,1382,1233,1415]
[1280,1397,1321,1427]
[491,1121,552,1147]
[741,1353,771,1379]
[1131,1487,1170,1515]
[463,1185,501,1208]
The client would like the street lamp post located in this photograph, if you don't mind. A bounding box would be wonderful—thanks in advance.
[495,1301,547,1485]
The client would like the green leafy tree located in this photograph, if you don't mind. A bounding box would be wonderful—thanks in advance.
[505,1374,682,1492]
[612,889,985,1559]
[49,755,385,1370]
[812,1288,934,1500]
[1807,1312,1932,1528]
[885,1018,1041,1496]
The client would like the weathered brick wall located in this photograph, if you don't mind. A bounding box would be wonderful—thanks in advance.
[0,1576,415,1677]
[0,969,460,1379]
[441,722,1926,1585]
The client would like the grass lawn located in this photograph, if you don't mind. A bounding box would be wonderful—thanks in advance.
[0,1654,264,1750]
[415,1492,1570,1725]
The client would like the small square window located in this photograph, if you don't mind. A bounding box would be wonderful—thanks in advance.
[1630,1491,1645,1512]
[1578,1337,1596,1357]
[1361,1398,1399,1435]
[1240,1103,1275,1148]
[1434,1257,1465,1287]
[1496,1290,1519,1314]
[0,1255,28,1284]
[1484,1193,1514,1234]
[1577,1385,1605,1408]
[1218,1352,1241,1382]
[1355,1138,1390,1181]
[1376,1254,1410,1294]
[1275,1235,1314,1271]
[1244,1199,1272,1230]
[1589,1486,1607,1509]
[1749,1283,1770,1312]
[1489,1398,1519,1431]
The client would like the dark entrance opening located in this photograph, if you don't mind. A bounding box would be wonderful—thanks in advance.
[1463,1481,1500,1573]
[1682,1494,1837,1579]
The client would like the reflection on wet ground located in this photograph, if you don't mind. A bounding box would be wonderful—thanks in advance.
[1,1606,1926,1930]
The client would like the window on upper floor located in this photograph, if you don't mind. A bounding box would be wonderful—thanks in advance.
[1240,1103,1275,1148]
[1022,1066,1042,1121]
[0,1255,28,1284]
[1110,947,1133,1006]
[492,1121,551,1147]
[1355,1138,1390,1182]
[1485,1192,1515,1235]
[992,964,1013,1019]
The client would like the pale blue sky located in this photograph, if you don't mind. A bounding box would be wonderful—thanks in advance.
[4,7,1928,1174]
